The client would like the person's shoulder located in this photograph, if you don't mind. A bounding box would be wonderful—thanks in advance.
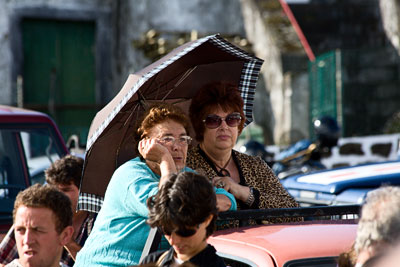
[186,146,203,167]
[5,259,22,267]
[120,157,144,167]
[195,245,226,267]
[187,145,200,157]
[233,150,265,164]
[114,157,148,174]
[209,249,226,267]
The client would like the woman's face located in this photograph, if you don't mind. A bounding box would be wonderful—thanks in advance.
[202,106,239,151]
[147,119,188,171]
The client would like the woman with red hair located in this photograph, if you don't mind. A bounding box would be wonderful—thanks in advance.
[187,82,299,225]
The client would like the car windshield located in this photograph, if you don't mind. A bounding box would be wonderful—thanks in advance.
[0,123,66,202]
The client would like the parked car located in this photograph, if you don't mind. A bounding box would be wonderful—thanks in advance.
[209,221,356,267]
[0,105,68,237]
[282,160,400,206]
[142,206,359,267]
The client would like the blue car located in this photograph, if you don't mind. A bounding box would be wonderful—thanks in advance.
[281,160,400,206]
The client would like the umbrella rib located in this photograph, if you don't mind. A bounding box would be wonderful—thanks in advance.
[138,73,168,102]
[137,90,149,110]
[115,104,141,168]
[161,66,197,101]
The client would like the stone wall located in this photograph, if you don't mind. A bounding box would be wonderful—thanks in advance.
[2,0,399,148]
[288,0,400,138]
[240,0,309,145]
[321,133,400,169]
[0,0,115,105]
[0,0,246,106]
[240,0,283,145]
[290,0,388,55]
[115,0,246,96]
[341,47,400,136]
[379,0,400,54]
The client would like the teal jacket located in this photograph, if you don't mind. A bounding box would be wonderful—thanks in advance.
[75,157,236,267]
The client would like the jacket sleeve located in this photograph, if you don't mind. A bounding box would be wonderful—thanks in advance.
[0,225,18,264]
[250,156,299,209]
[244,156,302,223]
[215,187,237,211]
[125,164,160,218]
[236,152,298,209]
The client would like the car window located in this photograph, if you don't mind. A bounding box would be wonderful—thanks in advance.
[283,256,338,267]
[0,123,66,207]
[21,129,63,185]
[218,253,257,267]
[223,258,254,267]
[0,128,28,199]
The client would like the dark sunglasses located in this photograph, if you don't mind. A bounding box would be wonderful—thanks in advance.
[158,224,199,238]
[203,112,242,129]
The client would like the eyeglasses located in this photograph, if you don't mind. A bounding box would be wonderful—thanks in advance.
[203,112,242,129]
[158,135,192,146]
[157,224,200,238]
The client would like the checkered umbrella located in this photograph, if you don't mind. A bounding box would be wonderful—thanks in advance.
[78,34,264,213]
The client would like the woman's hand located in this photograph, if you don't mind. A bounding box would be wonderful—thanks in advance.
[213,176,251,203]
[139,138,170,163]
[216,194,232,212]
[139,138,176,183]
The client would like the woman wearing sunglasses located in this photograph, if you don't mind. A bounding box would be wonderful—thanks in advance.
[187,82,299,226]
[75,103,236,267]
[141,172,226,267]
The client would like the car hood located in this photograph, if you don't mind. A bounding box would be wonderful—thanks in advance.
[209,221,356,267]
[282,161,400,194]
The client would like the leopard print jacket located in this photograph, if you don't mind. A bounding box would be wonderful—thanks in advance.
[186,145,300,225]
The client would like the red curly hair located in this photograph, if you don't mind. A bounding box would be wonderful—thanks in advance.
[137,103,191,140]
[189,82,245,142]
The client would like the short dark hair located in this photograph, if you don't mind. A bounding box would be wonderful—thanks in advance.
[45,155,84,188]
[189,81,245,142]
[13,184,73,233]
[146,172,218,237]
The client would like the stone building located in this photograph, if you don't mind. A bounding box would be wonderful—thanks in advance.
[243,0,400,145]
[0,0,399,147]
[0,0,246,143]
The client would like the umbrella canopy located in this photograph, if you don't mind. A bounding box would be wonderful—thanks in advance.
[78,34,264,212]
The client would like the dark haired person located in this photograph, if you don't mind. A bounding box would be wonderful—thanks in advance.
[6,184,74,267]
[141,172,226,267]
[0,155,96,267]
[187,81,299,226]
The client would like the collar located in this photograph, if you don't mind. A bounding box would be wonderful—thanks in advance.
[160,245,219,266]
[196,145,245,185]
[197,145,232,177]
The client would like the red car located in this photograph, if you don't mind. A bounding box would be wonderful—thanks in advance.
[209,221,356,267]
[0,105,68,238]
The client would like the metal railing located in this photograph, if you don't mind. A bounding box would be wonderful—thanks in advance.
[217,204,360,222]
[139,205,360,262]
